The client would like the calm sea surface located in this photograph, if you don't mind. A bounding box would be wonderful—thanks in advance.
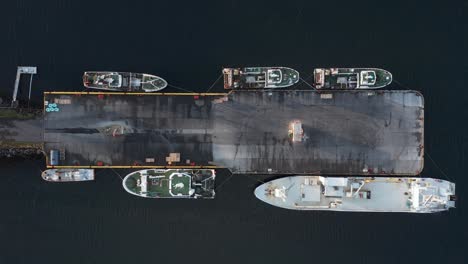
[0,1,466,263]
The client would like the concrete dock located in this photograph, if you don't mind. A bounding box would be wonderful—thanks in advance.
[43,90,424,175]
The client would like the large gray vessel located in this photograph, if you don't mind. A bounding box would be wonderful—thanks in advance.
[255,176,456,213]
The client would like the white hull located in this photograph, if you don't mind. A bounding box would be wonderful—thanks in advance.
[255,176,456,213]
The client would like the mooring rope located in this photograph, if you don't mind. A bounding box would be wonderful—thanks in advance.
[214,173,234,191]
[393,79,453,182]
[425,151,454,181]
[110,168,123,180]
[168,84,196,93]
[205,74,223,93]
[245,174,265,185]
[300,77,315,89]
[393,79,412,90]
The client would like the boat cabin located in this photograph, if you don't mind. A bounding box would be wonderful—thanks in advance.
[93,73,122,88]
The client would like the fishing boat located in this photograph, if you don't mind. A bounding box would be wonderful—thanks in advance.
[122,169,216,199]
[223,67,299,89]
[41,169,95,182]
[313,68,392,89]
[83,71,167,92]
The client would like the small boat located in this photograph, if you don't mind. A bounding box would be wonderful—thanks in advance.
[41,169,95,182]
[223,67,299,89]
[122,169,216,199]
[83,71,167,92]
[313,68,392,89]
[255,176,456,213]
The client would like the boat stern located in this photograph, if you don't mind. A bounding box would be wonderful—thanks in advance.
[313,68,325,88]
[437,179,457,210]
[82,72,92,88]
[411,178,457,213]
[223,68,238,89]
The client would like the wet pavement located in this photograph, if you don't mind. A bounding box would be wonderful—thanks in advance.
[43,90,424,175]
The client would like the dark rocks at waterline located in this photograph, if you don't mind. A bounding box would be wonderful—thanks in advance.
[0,147,43,159]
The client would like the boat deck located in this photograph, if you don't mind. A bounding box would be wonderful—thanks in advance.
[43,90,424,175]
[122,169,215,198]
[254,177,455,212]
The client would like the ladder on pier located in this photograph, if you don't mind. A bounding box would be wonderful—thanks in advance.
[11,66,37,108]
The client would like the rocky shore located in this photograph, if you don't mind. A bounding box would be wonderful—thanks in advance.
[0,147,43,158]
[0,107,44,159]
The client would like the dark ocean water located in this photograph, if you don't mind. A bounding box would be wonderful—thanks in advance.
[0,1,466,263]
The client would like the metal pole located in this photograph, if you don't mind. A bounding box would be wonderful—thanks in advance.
[28,74,33,108]
[11,68,21,107]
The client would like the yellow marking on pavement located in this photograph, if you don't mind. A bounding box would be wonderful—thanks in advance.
[44,91,227,96]
[47,165,221,169]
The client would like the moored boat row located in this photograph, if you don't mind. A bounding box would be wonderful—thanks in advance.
[222,67,392,90]
[42,67,453,213]
[40,168,455,213]
[40,169,216,199]
[81,67,393,92]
